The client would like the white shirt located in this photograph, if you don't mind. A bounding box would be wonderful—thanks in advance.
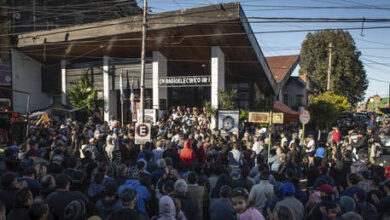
[281,137,288,147]
[306,140,316,153]
[252,141,262,155]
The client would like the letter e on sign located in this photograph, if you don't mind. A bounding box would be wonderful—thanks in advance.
[135,123,151,144]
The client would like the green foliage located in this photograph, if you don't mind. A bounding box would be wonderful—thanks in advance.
[240,109,249,120]
[218,88,238,110]
[299,29,368,105]
[308,91,351,129]
[67,75,98,112]
[203,100,217,119]
[254,99,272,112]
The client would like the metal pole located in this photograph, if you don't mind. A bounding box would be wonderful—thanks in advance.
[26,95,31,139]
[120,70,124,127]
[327,42,333,91]
[267,111,273,164]
[139,0,147,123]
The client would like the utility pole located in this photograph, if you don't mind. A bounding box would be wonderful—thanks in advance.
[139,0,147,123]
[327,42,333,91]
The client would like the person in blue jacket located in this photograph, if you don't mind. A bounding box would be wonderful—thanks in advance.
[118,166,151,215]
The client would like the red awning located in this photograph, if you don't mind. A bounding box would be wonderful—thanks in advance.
[273,101,299,124]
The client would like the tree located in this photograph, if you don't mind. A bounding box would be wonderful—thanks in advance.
[67,75,98,112]
[203,100,217,119]
[218,88,238,110]
[299,29,368,105]
[308,91,351,129]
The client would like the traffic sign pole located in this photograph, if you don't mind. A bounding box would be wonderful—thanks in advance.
[267,111,273,164]
[299,110,310,144]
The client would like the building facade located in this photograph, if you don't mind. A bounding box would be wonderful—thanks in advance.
[12,3,280,123]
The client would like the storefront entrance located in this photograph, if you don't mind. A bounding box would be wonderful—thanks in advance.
[168,87,210,108]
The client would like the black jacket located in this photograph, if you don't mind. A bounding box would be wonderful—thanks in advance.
[46,190,91,220]
[173,193,202,220]
[0,186,18,214]
[352,136,368,154]
[7,205,29,220]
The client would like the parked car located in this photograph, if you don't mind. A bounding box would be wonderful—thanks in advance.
[379,134,390,154]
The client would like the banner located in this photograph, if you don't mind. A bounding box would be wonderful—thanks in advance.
[249,112,284,124]
[0,61,11,86]
[159,76,211,87]
[218,110,239,136]
[137,109,157,124]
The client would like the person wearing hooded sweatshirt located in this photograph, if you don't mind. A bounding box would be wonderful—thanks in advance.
[118,166,151,215]
[153,195,187,220]
[179,139,196,166]
[95,182,122,220]
[338,196,356,215]
[274,182,304,220]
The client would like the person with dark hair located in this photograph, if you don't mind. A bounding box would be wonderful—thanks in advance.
[290,176,308,205]
[249,169,274,213]
[341,173,362,198]
[20,167,42,197]
[46,174,90,220]
[209,185,236,220]
[230,188,265,220]
[118,166,151,216]
[211,173,231,199]
[351,154,369,174]
[107,188,139,220]
[7,188,33,220]
[351,131,369,158]
[270,205,295,220]
[186,171,205,220]
[29,201,49,220]
[87,172,106,203]
[379,181,390,219]
[229,143,243,169]
[0,173,25,214]
[231,166,254,192]
[95,182,121,219]
[330,152,349,188]
[354,188,378,220]
[313,166,334,188]
[40,175,56,200]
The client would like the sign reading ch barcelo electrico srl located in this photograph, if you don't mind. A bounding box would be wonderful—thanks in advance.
[159,76,211,87]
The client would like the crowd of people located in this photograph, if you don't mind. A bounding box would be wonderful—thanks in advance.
[1,106,390,220]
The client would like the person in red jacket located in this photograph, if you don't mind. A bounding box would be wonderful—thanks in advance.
[180,139,197,165]
[331,126,341,144]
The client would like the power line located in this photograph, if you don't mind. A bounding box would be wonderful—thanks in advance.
[368,77,390,83]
